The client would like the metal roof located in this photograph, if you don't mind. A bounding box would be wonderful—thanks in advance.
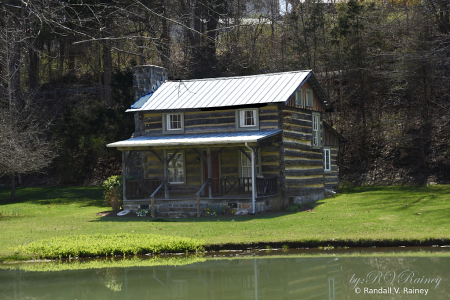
[127,71,324,112]
[107,130,283,148]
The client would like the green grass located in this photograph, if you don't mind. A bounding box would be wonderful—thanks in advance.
[1,185,450,261]
[18,233,204,258]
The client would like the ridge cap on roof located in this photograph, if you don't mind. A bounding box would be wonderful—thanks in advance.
[166,70,312,83]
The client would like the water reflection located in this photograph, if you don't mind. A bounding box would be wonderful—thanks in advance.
[1,249,449,299]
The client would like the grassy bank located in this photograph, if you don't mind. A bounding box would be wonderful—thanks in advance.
[1,185,449,261]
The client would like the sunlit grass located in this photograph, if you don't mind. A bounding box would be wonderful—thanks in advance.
[1,185,450,261]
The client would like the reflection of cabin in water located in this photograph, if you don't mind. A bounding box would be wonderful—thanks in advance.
[0,257,343,299]
[124,257,343,300]
[107,66,346,217]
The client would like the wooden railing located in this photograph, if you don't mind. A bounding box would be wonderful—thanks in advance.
[207,176,278,196]
[150,180,166,218]
[256,176,278,195]
[196,179,211,217]
[126,179,163,199]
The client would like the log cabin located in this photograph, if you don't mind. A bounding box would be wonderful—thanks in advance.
[107,65,346,217]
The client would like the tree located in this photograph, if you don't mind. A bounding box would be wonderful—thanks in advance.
[0,3,55,200]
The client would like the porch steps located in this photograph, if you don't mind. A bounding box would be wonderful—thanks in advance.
[157,206,198,218]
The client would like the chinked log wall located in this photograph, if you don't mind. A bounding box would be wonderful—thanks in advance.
[323,126,340,192]
[282,106,325,201]
[142,104,280,135]
[139,104,283,195]
[325,147,339,191]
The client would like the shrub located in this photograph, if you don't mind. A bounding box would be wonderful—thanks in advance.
[285,204,303,213]
[103,175,123,213]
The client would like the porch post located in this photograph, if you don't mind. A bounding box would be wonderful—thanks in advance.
[207,147,212,199]
[245,143,256,213]
[122,151,127,201]
[163,149,169,200]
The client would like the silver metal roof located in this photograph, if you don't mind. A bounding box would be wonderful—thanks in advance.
[107,130,282,148]
[127,71,313,112]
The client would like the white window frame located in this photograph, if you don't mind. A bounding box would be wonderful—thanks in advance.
[312,113,321,147]
[324,148,331,172]
[167,150,186,185]
[238,150,262,192]
[295,89,303,107]
[236,108,259,131]
[162,112,184,134]
[306,89,313,107]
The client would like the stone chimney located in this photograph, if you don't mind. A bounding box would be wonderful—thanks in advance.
[132,65,167,101]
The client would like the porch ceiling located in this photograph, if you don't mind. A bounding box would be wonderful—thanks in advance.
[107,130,282,148]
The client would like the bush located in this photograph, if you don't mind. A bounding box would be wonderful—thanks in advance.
[103,175,123,213]
[285,204,303,213]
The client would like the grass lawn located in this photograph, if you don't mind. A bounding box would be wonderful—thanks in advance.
[1,185,449,260]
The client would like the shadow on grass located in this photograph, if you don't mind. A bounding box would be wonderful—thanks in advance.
[92,201,324,223]
[0,186,104,207]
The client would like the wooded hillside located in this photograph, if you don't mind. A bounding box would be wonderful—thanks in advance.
[0,0,449,187]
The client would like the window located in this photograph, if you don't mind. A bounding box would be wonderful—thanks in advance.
[163,113,184,134]
[240,110,256,127]
[295,89,303,107]
[312,113,321,147]
[328,278,335,300]
[167,114,182,130]
[239,150,261,191]
[236,109,259,131]
[324,148,331,171]
[306,89,313,107]
[167,151,185,184]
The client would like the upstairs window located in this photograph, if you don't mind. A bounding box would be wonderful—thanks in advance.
[295,89,303,107]
[168,114,182,130]
[306,89,313,107]
[236,109,259,131]
[312,112,321,147]
[163,112,184,134]
[240,110,256,127]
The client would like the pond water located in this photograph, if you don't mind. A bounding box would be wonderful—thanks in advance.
[1,247,449,299]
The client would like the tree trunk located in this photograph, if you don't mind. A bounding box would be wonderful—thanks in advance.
[11,173,16,201]
[103,45,112,106]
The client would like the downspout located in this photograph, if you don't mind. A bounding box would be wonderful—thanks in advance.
[245,142,256,214]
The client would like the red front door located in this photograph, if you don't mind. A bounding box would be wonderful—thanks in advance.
[204,151,220,196]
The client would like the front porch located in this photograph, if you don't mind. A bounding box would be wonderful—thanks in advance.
[107,130,283,217]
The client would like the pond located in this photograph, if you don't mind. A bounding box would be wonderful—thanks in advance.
[1,247,449,299]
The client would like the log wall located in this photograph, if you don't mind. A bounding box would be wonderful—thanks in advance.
[281,106,325,202]
[324,146,339,192]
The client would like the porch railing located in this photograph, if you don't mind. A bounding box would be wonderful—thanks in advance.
[208,176,278,196]
[126,179,163,199]
[126,176,278,200]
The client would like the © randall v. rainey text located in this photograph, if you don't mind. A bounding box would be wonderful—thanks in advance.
[356,287,430,295]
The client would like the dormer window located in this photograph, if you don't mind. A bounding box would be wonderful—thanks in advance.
[163,112,184,134]
[236,108,259,131]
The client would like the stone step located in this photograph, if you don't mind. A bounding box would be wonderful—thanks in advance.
[157,211,198,218]
[157,207,197,213]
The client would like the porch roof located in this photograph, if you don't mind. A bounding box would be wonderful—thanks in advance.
[107,130,282,148]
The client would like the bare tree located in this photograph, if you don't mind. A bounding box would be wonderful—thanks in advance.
[0,4,55,200]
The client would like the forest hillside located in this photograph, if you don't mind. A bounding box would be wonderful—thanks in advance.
[0,0,449,188]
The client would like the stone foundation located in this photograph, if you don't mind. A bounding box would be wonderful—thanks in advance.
[292,192,325,205]
[123,197,275,217]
